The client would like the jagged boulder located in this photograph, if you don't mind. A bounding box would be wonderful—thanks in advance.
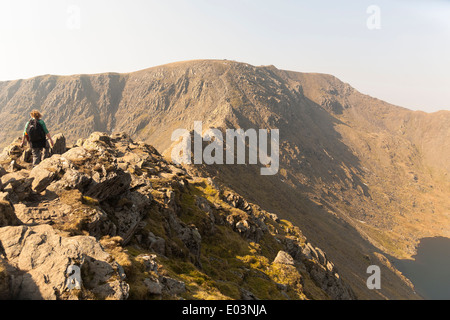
[29,155,68,193]
[222,190,253,213]
[82,132,113,152]
[0,224,129,300]
[308,262,355,300]
[225,210,265,242]
[85,169,131,202]
[47,168,92,194]
[0,140,23,162]
[1,170,29,188]
[21,148,32,163]
[178,225,202,262]
[1,170,33,202]
[280,239,355,300]
[61,146,91,163]
[51,133,67,155]
[273,251,295,266]
[101,190,153,244]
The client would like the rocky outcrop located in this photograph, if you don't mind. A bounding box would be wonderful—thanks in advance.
[221,191,268,242]
[279,236,355,300]
[51,133,67,155]
[274,251,295,266]
[84,169,131,202]
[29,156,66,193]
[0,132,356,300]
[138,254,186,296]
[0,224,129,300]
[1,171,33,202]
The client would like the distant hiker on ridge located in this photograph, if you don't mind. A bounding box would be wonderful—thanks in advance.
[20,110,54,166]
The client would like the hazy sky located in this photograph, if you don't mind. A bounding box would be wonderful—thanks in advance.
[0,0,449,112]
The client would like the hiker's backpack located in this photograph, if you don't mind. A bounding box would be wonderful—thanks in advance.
[27,119,46,143]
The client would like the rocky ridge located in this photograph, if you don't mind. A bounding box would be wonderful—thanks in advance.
[0,132,355,300]
[1,60,447,299]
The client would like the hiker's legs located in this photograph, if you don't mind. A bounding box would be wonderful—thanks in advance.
[31,148,43,166]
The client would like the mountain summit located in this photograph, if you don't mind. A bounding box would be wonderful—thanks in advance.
[0,60,448,300]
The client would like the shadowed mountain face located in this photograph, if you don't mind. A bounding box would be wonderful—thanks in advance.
[0,60,448,299]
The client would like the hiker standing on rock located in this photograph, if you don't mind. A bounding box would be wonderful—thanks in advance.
[20,110,54,166]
